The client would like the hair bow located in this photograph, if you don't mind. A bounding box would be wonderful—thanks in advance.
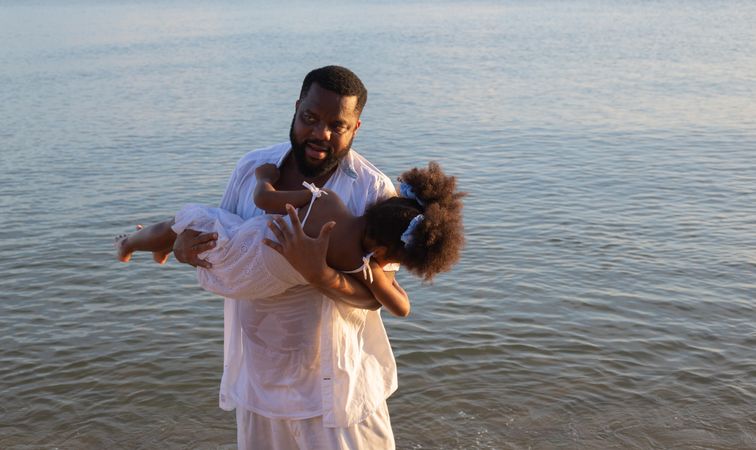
[400,182,425,207]
[400,214,424,247]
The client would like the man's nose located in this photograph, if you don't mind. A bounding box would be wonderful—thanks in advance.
[311,122,331,141]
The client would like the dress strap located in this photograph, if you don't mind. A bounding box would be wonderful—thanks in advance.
[300,181,328,227]
[342,252,375,284]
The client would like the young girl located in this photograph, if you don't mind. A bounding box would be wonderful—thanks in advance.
[115,162,465,317]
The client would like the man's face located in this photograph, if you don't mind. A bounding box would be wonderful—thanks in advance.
[289,83,362,178]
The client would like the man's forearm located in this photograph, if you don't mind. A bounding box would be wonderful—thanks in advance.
[263,205,382,310]
[310,268,381,310]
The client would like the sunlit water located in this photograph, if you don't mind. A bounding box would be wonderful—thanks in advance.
[2,1,755,448]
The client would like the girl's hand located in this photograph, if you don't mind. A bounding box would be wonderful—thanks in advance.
[367,263,411,317]
[255,163,280,183]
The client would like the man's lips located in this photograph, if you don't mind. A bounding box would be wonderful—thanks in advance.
[305,142,330,160]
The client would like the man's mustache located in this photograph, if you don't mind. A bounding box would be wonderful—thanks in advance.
[305,140,332,152]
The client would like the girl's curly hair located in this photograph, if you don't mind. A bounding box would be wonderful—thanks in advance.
[364,162,465,281]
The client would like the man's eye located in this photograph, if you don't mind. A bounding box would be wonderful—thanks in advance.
[302,112,316,124]
[332,124,347,134]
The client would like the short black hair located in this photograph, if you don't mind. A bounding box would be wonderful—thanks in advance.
[299,65,368,113]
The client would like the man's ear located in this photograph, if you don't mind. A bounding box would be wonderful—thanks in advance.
[295,99,301,110]
[354,119,362,134]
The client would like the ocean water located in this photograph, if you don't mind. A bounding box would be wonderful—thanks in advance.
[2,0,755,448]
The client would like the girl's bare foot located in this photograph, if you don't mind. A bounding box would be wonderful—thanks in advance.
[133,223,171,264]
[114,234,133,262]
[114,224,143,263]
[152,250,170,265]
[114,224,171,264]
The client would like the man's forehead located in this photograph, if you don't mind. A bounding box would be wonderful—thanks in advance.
[301,84,360,117]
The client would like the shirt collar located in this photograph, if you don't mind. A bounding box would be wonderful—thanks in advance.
[339,149,358,179]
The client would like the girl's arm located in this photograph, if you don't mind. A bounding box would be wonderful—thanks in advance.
[254,163,313,214]
[361,263,411,317]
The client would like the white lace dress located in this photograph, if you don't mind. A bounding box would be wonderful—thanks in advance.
[171,204,306,301]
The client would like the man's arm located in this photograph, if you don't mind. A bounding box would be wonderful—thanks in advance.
[309,264,383,310]
[263,205,382,310]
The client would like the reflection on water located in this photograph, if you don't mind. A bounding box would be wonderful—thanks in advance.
[1,0,755,448]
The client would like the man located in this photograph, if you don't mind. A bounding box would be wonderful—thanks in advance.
[173,66,399,449]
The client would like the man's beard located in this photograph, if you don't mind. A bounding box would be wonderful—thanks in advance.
[289,118,352,178]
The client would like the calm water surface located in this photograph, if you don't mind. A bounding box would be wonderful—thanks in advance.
[2,1,755,448]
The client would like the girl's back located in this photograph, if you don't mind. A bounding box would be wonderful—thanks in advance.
[294,189,369,273]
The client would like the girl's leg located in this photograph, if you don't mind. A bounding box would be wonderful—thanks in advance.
[115,219,176,264]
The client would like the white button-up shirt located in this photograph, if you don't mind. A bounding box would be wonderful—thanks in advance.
[216,142,398,427]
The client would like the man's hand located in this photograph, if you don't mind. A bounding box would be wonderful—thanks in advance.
[173,229,217,268]
[263,204,334,283]
[255,163,280,184]
[263,205,381,310]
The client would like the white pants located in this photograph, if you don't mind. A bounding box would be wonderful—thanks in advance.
[235,401,395,450]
